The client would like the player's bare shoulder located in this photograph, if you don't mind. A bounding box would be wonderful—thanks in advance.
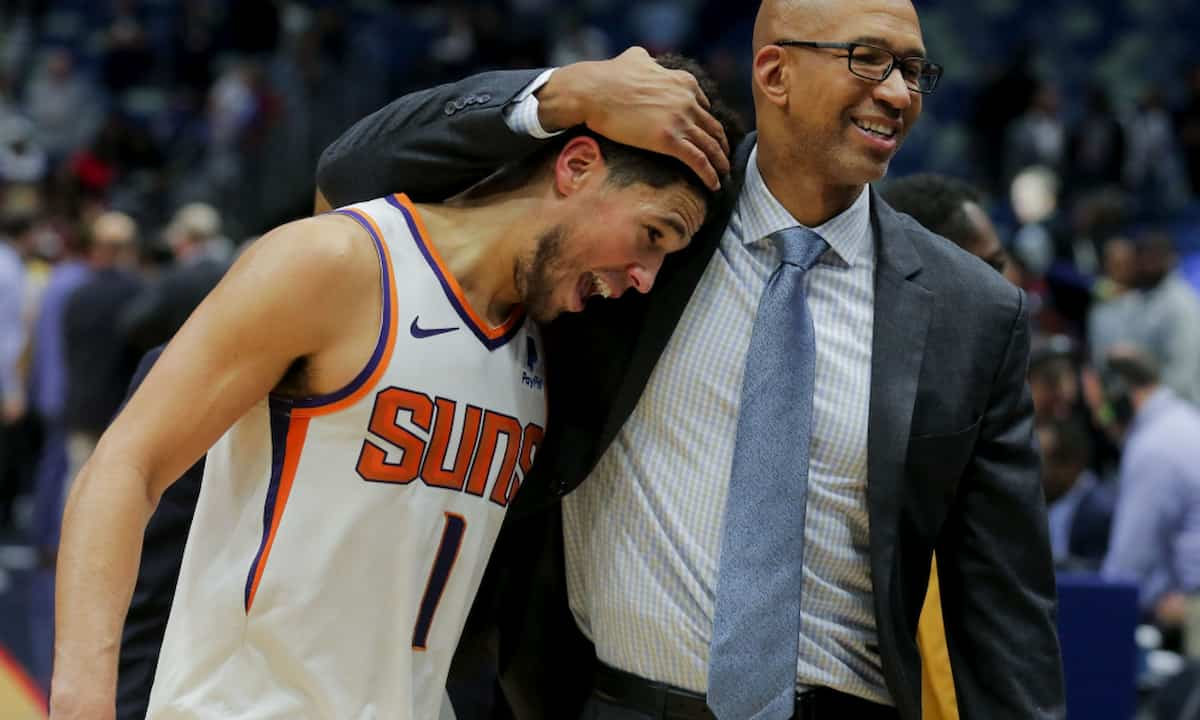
[249,212,388,398]
[257,212,381,290]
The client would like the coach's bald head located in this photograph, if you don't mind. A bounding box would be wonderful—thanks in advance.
[752,0,842,54]
[748,0,925,225]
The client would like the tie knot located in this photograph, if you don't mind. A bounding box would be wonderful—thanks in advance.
[770,227,828,270]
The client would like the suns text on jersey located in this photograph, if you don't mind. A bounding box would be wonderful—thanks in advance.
[355,386,545,507]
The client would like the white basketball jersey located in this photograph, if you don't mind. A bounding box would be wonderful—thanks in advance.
[147,194,548,719]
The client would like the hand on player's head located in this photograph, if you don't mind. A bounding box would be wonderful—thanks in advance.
[507,54,742,322]
[554,48,744,192]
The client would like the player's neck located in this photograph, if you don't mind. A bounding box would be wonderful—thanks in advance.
[415,196,536,326]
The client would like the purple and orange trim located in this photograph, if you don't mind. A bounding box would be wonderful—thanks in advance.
[387,193,525,351]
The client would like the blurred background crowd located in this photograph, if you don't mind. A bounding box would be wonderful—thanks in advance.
[2,0,1200,718]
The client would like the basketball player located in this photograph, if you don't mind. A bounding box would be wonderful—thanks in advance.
[49,101,735,718]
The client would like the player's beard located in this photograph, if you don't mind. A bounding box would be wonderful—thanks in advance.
[515,223,568,323]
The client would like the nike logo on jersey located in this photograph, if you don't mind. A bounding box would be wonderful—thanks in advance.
[410,317,459,339]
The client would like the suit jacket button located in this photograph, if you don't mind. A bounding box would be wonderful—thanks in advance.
[444,101,456,115]
[479,93,492,103]
[454,97,468,109]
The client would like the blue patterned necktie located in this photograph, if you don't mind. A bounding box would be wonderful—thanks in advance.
[707,226,828,720]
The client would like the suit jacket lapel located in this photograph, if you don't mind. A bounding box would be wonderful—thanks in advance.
[596,135,757,448]
[865,190,932,705]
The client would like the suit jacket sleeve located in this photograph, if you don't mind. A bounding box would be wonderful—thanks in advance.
[936,289,1066,719]
[316,69,550,207]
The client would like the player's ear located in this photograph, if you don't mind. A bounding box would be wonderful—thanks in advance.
[553,136,605,197]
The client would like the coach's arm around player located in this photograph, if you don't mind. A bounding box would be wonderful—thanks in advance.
[315,47,730,211]
[49,214,385,720]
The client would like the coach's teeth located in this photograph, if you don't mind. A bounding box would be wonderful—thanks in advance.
[853,119,896,138]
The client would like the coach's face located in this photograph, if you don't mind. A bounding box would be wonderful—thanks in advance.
[753,0,925,188]
[519,139,706,322]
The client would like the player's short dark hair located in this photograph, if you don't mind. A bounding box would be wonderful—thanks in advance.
[462,55,744,208]
[883,173,984,250]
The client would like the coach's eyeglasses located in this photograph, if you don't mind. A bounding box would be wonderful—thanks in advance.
[774,40,943,95]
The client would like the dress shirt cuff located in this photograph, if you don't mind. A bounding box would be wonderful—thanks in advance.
[503,69,561,139]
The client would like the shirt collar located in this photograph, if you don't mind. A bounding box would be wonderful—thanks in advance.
[737,144,872,267]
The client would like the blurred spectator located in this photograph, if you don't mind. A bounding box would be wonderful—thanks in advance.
[1178,64,1200,197]
[22,48,102,165]
[1038,418,1112,568]
[0,216,28,528]
[629,0,694,54]
[1029,335,1080,425]
[1100,347,1200,629]
[101,0,155,95]
[1130,231,1200,405]
[170,0,219,97]
[1065,85,1126,198]
[1066,188,1128,277]
[207,61,280,224]
[549,13,612,66]
[1126,87,1191,218]
[1010,165,1060,276]
[65,112,165,210]
[121,203,229,354]
[1088,235,1142,368]
[1006,82,1066,182]
[0,69,19,121]
[0,113,46,184]
[883,172,1009,273]
[969,43,1039,194]
[62,211,143,498]
[27,226,89,548]
[429,4,479,76]
[1009,166,1081,334]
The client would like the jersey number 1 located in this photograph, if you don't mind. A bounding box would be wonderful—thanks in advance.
[413,512,467,650]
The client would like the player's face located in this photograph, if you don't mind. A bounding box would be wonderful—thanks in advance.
[518,180,706,322]
[773,0,925,186]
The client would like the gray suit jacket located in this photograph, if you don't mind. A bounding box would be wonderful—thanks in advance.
[317,69,1065,720]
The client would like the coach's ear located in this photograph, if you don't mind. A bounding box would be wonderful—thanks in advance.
[553,135,606,197]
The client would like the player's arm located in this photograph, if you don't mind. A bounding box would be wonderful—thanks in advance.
[314,48,729,208]
[50,214,376,720]
[935,289,1065,719]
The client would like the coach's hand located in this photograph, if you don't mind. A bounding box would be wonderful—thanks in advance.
[536,47,731,191]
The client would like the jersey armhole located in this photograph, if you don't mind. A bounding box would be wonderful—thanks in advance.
[275,208,398,417]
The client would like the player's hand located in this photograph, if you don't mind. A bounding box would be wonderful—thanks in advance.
[538,47,731,191]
